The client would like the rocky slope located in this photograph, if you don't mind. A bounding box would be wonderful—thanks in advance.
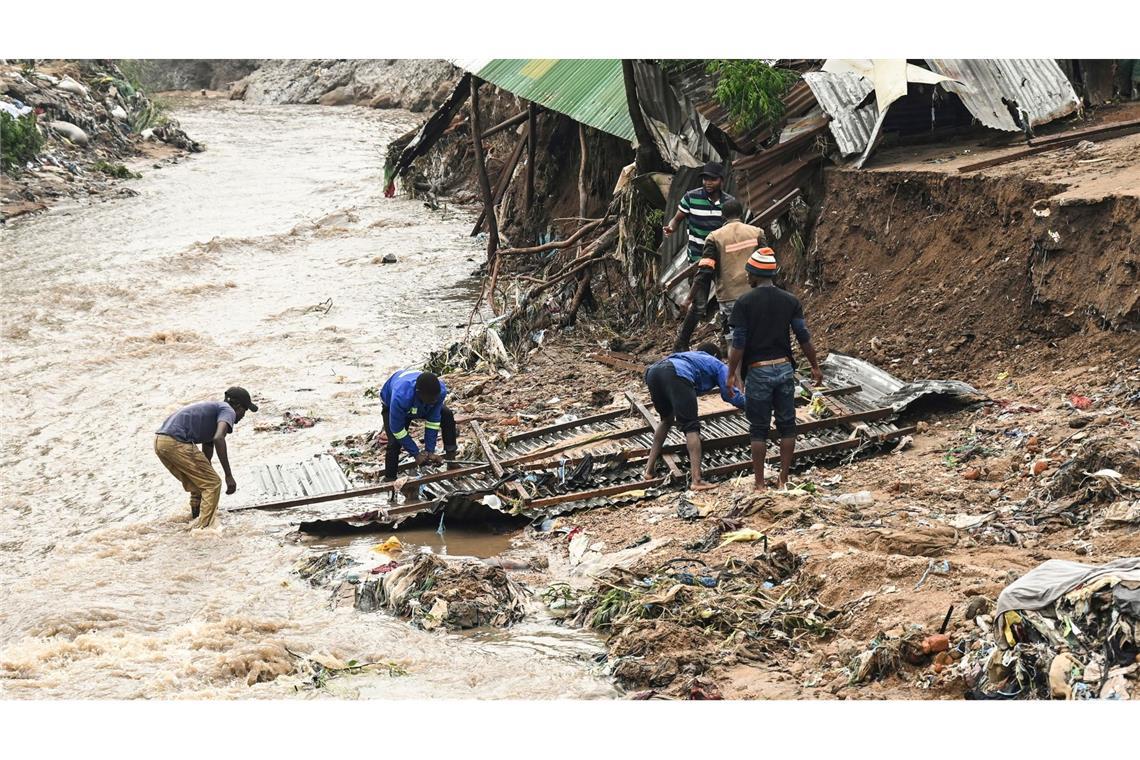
[230,59,460,112]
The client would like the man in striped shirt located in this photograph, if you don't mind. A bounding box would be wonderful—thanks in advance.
[663,162,736,352]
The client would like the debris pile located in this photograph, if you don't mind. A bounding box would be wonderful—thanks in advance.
[543,544,844,690]
[355,553,528,630]
[294,550,356,587]
[960,558,1140,699]
[2,59,201,220]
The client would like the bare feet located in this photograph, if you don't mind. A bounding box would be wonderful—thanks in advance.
[691,481,717,492]
[642,468,654,481]
[753,480,768,492]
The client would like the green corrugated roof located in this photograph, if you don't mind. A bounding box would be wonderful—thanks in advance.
[452,59,635,141]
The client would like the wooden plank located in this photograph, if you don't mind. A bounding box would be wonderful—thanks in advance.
[526,477,667,510]
[227,463,492,512]
[959,119,1140,173]
[625,391,682,478]
[472,420,531,501]
[470,420,504,477]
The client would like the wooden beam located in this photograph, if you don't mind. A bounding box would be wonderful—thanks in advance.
[472,420,531,501]
[480,108,532,141]
[471,123,530,235]
[625,391,682,478]
[503,406,631,444]
[468,77,499,257]
[527,476,667,510]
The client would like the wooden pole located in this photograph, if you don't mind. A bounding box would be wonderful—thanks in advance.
[471,123,530,235]
[525,104,537,212]
[468,77,499,257]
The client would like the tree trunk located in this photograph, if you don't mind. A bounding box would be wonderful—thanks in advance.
[621,59,667,174]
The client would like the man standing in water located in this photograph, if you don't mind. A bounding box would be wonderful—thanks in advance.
[154,386,257,529]
[380,369,458,481]
[663,162,736,352]
[727,250,823,491]
[642,342,746,490]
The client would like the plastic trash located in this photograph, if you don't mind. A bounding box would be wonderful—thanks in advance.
[836,491,874,506]
[718,528,766,547]
[372,536,403,554]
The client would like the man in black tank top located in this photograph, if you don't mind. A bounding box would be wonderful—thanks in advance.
[727,250,823,491]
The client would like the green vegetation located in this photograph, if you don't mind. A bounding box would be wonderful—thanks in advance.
[1,110,45,174]
[127,99,168,134]
[92,160,140,180]
[657,59,800,134]
[707,60,799,133]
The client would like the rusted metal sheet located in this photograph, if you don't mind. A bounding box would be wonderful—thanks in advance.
[925,59,1081,132]
[802,71,876,156]
[288,358,970,534]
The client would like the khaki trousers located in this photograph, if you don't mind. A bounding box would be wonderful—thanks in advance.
[154,434,221,528]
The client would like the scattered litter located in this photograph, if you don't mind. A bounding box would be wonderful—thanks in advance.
[718,528,766,547]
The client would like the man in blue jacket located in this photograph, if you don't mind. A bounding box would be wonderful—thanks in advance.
[380,369,458,481]
[642,342,746,490]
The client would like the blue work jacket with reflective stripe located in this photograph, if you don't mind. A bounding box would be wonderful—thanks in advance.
[380,369,448,455]
[664,351,746,408]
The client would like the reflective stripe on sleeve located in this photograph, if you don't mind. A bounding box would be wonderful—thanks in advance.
[392,428,409,439]
[424,421,441,430]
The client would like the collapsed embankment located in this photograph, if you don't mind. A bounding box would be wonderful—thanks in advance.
[791,167,1140,383]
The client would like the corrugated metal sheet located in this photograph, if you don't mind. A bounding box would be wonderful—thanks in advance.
[925,59,1081,132]
[631,60,720,168]
[449,59,635,141]
[802,71,877,156]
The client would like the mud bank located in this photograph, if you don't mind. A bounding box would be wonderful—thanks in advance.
[797,167,1140,383]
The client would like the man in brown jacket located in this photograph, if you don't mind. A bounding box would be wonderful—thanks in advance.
[675,199,766,351]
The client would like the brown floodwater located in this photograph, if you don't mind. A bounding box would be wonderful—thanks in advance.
[0,99,616,699]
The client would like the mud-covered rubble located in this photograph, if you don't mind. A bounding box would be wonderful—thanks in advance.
[296,548,530,632]
[1,60,201,221]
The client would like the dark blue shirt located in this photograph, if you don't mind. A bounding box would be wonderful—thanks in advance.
[662,351,745,408]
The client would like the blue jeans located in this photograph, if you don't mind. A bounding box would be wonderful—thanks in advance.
[745,363,796,441]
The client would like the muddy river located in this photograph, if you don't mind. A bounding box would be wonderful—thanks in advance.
[0,99,616,699]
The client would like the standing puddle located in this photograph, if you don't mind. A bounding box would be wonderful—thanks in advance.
[0,98,616,700]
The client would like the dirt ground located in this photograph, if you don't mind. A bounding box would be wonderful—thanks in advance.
[433,320,1136,698]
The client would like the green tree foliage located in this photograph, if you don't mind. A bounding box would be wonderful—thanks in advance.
[1,111,45,174]
[706,60,799,133]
